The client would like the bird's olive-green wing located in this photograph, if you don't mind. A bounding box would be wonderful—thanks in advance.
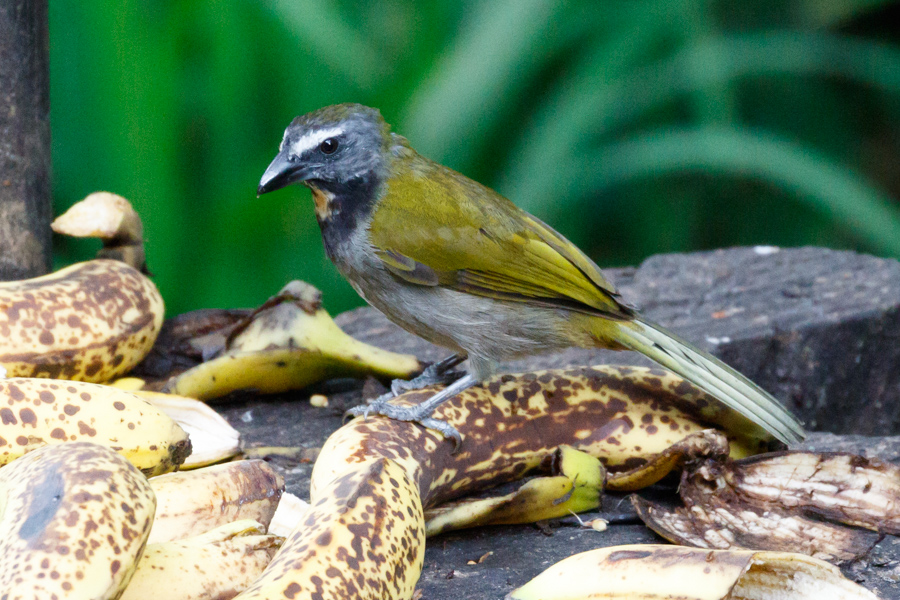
[369,159,631,318]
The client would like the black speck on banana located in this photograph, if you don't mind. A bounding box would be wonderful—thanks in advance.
[505,544,878,600]
[233,365,775,600]
[163,281,425,401]
[0,442,157,600]
[121,519,281,600]
[0,259,164,381]
[0,377,191,476]
[148,460,284,544]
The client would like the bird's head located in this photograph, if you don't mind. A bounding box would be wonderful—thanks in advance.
[257,103,392,196]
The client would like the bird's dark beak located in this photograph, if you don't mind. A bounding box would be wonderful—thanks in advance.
[257,150,307,196]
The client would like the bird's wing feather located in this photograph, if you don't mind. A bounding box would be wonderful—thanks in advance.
[368,158,631,318]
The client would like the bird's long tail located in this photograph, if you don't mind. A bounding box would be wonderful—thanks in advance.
[611,318,805,444]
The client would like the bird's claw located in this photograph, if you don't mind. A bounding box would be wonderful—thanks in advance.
[343,391,462,451]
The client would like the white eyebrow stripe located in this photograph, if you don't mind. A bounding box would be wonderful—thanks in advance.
[290,126,344,156]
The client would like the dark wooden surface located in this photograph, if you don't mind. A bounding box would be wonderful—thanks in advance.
[205,247,900,599]
[0,1,51,280]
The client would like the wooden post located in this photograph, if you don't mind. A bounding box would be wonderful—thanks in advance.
[0,1,51,280]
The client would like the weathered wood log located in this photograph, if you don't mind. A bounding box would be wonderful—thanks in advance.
[0,1,51,280]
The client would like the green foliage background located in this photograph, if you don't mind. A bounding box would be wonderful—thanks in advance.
[49,0,900,316]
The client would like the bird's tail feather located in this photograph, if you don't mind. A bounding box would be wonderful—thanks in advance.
[613,318,805,444]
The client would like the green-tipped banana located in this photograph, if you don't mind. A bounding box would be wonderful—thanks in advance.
[506,544,877,600]
[164,281,424,400]
[148,460,284,544]
[0,442,157,599]
[0,377,191,476]
[0,259,164,382]
[122,520,280,600]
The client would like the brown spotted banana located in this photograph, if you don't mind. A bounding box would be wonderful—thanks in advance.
[121,519,281,600]
[164,280,424,400]
[0,377,191,476]
[233,365,775,599]
[0,258,164,381]
[506,544,878,600]
[0,442,157,600]
[148,460,284,544]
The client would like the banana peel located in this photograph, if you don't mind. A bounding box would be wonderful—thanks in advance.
[231,365,778,600]
[163,281,425,400]
[425,445,605,536]
[51,191,146,272]
[148,459,284,544]
[632,450,900,564]
[506,544,878,600]
[121,520,281,600]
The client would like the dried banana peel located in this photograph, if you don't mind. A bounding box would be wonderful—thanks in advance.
[121,519,281,600]
[52,191,146,271]
[232,365,777,599]
[632,451,900,564]
[0,442,157,600]
[506,544,878,600]
[0,377,190,476]
[164,281,424,400]
[148,459,284,544]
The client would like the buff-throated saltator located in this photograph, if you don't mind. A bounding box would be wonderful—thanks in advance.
[258,103,805,446]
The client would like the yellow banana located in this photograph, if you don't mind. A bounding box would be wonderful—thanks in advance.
[121,520,280,600]
[236,457,425,600]
[506,544,878,600]
[424,445,605,536]
[0,259,164,382]
[136,388,242,468]
[164,281,424,400]
[0,442,157,600]
[0,377,190,476]
[232,365,774,599]
[148,459,284,544]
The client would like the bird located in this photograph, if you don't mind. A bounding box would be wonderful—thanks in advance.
[257,103,805,446]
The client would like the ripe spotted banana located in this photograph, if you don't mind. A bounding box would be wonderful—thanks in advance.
[164,281,424,400]
[0,377,191,476]
[121,520,281,600]
[0,258,164,381]
[506,544,878,600]
[233,365,774,600]
[148,460,284,544]
[0,442,157,600]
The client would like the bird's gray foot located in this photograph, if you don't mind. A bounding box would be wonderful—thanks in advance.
[390,353,467,395]
[346,370,477,450]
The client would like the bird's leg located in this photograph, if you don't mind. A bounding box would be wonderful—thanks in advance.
[390,352,467,395]
[346,354,482,452]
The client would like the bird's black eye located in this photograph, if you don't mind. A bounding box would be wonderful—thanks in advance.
[319,138,338,155]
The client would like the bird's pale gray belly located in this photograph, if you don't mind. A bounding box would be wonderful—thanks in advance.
[326,229,577,361]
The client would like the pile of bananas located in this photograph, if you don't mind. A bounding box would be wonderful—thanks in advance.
[0,193,882,599]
